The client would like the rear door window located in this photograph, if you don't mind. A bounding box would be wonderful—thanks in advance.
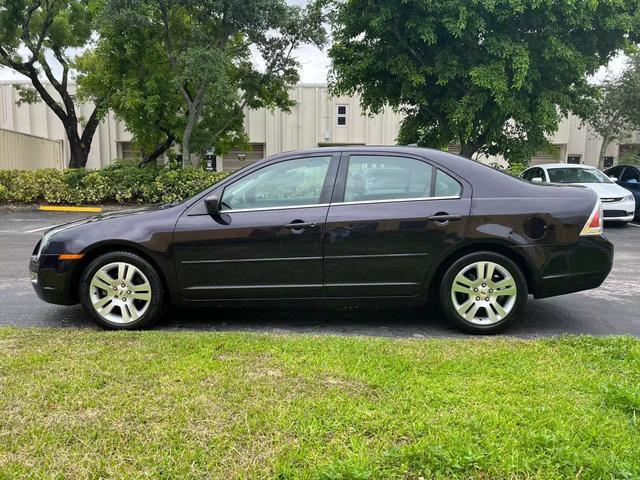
[343,155,461,202]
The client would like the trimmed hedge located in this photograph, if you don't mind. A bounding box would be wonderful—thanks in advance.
[0,162,230,205]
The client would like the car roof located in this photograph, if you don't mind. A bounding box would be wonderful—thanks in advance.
[532,163,598,170]
[275,145,480,173]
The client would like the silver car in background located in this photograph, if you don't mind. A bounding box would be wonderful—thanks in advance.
[521,163,636,225]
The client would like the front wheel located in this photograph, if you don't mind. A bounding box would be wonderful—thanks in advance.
[439,252,527,334]
[79,251,165,329]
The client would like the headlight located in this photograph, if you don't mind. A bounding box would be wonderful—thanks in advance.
[624,193,635,202]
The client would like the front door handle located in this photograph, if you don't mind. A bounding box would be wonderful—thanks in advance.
[283,220,317,230]
[427,213,462,224]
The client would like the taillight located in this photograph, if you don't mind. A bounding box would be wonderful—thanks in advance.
[580,199,603,236]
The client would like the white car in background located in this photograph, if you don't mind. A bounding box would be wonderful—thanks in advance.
[521,163,636,225]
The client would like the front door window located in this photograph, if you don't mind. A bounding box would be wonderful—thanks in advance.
[221,156,332,211]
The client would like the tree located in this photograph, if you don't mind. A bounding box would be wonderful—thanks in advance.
[0,0,105,168]
[90,0,325,168]
[76,8,183,165]
[586,55,640,170]
[328,0,640,166]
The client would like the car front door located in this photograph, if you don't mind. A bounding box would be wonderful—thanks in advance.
[173,154,339,300]
[620,167,640,189]
[323,153,471,297]
[619,167,640,214]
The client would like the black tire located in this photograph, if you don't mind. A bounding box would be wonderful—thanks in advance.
[439,251,527,335]
[79,251,165,330]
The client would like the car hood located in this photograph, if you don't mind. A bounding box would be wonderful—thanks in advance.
[579,183,631,198]
[43,204,178,235]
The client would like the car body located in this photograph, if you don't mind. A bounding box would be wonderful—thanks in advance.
[603,164,640,220]
[521,163,636,224]
[30,147,614,334]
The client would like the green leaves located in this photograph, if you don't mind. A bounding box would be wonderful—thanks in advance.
[0,163,230,205]
[79,0,325,166]
[0,0,106,167]
[330,0,640,165]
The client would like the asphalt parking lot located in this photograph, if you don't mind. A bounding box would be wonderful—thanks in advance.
[1,208,639,337]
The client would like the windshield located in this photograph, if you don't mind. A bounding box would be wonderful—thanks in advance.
[546,167,611,184]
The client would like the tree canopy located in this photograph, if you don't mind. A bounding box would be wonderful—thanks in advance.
[585,55,640,169]
[329,0,640,166]
[81,0,325,167]
[0,0,105,168]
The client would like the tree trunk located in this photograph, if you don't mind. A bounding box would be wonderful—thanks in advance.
[598,137,611,170]
[182,107,200,168]
[65,130,91,169]
[140,134,175,166]
[459,142,477,159]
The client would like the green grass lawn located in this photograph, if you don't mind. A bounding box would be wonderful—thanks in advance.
[1,328,640,479]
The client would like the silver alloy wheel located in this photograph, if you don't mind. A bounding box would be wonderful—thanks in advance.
[450,261,517,326]
[89,262,152,324]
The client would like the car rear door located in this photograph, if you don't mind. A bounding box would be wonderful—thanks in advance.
[173,153,339,300]
[323,152,471,297]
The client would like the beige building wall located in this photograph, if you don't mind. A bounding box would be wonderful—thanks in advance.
[0,81,128,169]
[1,81,403,170]
[1,79,638,170]
[0,128,63,170]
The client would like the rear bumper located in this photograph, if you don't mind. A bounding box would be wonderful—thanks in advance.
[29,254,79,305]
[513,236,614,299]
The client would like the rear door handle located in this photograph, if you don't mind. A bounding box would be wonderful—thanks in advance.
[427,214,462,222]
[283,221,317,230]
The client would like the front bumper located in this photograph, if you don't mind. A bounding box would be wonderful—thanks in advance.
[602,198,636,222]
[30,254,79,305]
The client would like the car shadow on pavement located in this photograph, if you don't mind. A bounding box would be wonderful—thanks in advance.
[23,292,636,338]
[158,304,462,338]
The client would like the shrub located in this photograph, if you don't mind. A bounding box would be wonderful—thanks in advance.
[0,162,230,205]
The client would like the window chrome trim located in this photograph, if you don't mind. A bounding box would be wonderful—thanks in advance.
[221,203,330,214]
[331,195,461,207]
[219,195,461,213]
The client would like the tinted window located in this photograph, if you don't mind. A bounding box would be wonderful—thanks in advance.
[344,155,434,202]
[221,156,332,210]
[547,167,611,184]
[522,168,543,182]
[621,167,640,183]
[606,166,623,178]
[435,169,463,197]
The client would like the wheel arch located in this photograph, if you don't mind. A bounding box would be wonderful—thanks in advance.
[426,241,536,300]
[70,241,172,304]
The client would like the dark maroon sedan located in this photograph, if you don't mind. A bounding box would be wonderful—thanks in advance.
[30,147,612,334]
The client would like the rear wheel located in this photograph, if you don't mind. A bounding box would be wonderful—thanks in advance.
[439,252,527,334]
[79,251,164,329]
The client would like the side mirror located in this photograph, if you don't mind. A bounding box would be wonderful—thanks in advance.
[609,176,618,182]
[531,177,543,183]
[204,194,220,216]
